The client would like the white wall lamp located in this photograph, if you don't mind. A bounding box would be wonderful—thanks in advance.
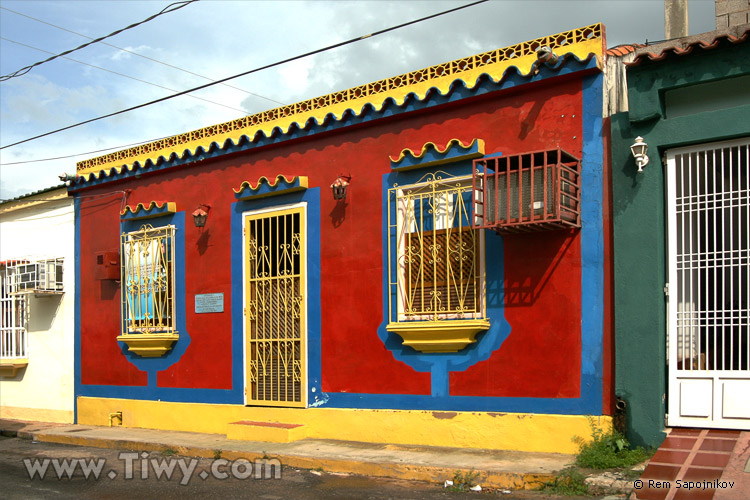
[630,136,649,173]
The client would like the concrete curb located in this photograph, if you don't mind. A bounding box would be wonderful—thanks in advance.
[32,432,556,489]
[2,423,558,490]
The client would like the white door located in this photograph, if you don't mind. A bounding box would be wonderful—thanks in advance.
[667,137,750,429]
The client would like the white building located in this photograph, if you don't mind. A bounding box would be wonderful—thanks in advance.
[0,186,75,423]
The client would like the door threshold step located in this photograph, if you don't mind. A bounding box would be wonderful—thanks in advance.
[227,420,306,443]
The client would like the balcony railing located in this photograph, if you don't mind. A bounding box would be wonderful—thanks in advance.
[473,148,581,234]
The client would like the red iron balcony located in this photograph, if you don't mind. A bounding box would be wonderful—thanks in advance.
[472,148,581,234]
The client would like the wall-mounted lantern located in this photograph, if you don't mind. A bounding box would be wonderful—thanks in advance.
[58,173,77,184]
[330,174,351,200]
[536,46,558,66]
[630,136,649,173]
[192,204,211,227]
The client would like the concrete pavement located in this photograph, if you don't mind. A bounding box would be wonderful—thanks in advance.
[0,417,572,490]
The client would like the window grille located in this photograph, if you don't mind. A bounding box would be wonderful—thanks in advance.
[388,173,484,323]
[473,149,581,233]
[0,270,27,360]
[121,224,176,335]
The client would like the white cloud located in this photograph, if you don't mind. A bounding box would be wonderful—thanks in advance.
[0,0,719,200]
[109,45,153,61]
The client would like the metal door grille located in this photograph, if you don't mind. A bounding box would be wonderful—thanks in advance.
[245,207,305,407]
[672,140,750,373]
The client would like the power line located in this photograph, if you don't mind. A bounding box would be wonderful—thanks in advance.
[0,0,199,81]
[0,5,284,106]
[1,36,252,115]
[0,137,175,166]
[0,0,488,151]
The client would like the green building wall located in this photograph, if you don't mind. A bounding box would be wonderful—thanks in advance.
[612,40,750,447]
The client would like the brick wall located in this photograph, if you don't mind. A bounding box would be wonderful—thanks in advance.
[716,0,750,29]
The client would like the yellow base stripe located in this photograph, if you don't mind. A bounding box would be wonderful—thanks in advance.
[77,396,611,454]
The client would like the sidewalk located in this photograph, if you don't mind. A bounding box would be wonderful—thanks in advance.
[0,418,572,490]
[631,429,750,500]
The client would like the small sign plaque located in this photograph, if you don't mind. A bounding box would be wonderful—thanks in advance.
[195,293,224,313]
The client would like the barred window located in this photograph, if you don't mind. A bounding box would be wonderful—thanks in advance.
[0,269,27,361]
[389,173,484,323]
[121,224,176,335]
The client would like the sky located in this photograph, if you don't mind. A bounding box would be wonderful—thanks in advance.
[0,0,717,200]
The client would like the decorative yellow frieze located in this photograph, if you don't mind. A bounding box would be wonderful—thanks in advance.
[76,24,604,177]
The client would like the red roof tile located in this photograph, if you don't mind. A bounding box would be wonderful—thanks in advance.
[606,44,644,57]
[627,28,750,66]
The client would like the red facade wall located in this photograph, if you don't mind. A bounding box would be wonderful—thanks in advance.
[78,75,591,398]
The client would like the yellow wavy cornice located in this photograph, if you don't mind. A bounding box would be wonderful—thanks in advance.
[232,175,304,193]
[77,24,604,178]
[389,138,483,163]
[120,201,176,217]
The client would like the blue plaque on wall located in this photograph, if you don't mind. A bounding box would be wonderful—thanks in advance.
[195,293,224,313]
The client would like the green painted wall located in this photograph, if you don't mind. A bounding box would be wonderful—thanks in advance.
[612,41,750,448]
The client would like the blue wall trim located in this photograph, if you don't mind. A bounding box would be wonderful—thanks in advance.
[116,213,191,376]
[577,72,605,415]
[76,190,321,405]
[74,71,605,417]
[375,164,511,392]
[230,188,323,407]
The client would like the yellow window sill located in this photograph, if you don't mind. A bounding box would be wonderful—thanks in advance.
[117,333,179,357]
[0,358,29,377]
[386,319,490,353]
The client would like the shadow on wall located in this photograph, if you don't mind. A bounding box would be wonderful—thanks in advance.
[610,111,658,218]
[503,229,577,307]
[100,279,119,301]
[26,295,63,332]
[329,200,347,228]
[196,229,211,255]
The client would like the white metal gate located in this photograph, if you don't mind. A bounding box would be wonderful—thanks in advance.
[667,137,750,429]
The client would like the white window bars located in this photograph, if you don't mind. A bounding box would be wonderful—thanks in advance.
[0,270,28,361]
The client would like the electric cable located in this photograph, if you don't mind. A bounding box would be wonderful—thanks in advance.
[2,36,252,115]
[0,0,199,81]
[0,136,175,166]
[0,0,488,151]
[0,5,284,105]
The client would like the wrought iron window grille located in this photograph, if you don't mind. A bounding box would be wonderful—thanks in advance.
[120,224,177,336]
[388,172,485,323]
